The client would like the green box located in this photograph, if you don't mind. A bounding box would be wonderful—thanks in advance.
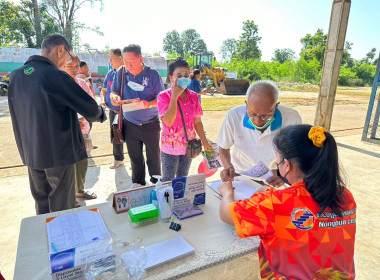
[128,204,159,224]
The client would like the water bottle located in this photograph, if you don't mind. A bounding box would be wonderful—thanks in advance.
[150,175,162,208]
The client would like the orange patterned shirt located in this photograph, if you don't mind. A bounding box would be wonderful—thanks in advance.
[229,180,356,279]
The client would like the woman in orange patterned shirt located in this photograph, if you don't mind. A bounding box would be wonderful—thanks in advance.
[219,124,356,279]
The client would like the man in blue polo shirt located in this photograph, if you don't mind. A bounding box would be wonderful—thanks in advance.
[101,48,125,169]
[110,44,164,187]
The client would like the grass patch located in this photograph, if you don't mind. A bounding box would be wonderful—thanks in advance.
[202,97,246,111]
[278,83,319,92]
[336,90,371,96]
[201,96,366,111]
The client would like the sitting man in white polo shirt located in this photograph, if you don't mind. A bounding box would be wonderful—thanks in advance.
[216,80,302,185]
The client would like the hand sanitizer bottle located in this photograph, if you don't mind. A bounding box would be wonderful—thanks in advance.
[150,175,162,208]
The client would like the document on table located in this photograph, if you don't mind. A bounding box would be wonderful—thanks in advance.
[208,177,263,201]
[46,208,110,254]
[241,161,274,182]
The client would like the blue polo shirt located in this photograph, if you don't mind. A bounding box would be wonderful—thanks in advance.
[112,66,164,125]
[103,68,119,111]
[187,79,201,93]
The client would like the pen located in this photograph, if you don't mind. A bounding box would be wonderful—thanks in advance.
[51,242,60,253]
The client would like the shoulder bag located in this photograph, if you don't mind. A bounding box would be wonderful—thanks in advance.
[111,66,126,144]
[177,100,202,159]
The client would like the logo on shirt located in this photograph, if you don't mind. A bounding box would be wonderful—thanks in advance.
[24,67,35,75]
[107,80,112,88]
[291,208,315,230]
[142,77,149,87]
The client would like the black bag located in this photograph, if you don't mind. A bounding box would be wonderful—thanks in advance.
[111,66,126,144]
[177,101,202,159]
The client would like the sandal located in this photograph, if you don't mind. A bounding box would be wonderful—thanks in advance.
[76,191,97,200]
[75,201,81,208]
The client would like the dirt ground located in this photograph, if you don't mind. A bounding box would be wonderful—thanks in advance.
[1,91,380,279]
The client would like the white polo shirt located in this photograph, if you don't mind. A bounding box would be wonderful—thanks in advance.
[216,104,302,173]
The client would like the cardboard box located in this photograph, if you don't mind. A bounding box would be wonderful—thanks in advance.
[50,241,115,280]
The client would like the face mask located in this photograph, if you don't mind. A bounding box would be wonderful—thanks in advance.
[277,169,290,185]
[177,77,191,89]
[248,117,275,130]
[128,81,144,91]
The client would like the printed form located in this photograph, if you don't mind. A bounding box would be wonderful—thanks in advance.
[46,209,110,254]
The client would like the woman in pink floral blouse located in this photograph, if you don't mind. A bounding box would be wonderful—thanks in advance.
[157,58,212,181]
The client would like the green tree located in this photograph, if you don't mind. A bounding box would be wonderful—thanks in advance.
[0,0,23,46]
[236,20,262,61]
[0,0,62,48]
[272,48,295,64]
[341,41,354,68]
[163,30,184,56]
[361,47,377,65]
[299,28,327,68]
[181,29,207,56]
[19,1,61,48]
[42,0,103,45]
[220,38,237,62]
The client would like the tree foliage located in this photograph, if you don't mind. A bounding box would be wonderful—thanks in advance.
[0,0,23,46]
[162,28,207,57]
[0,0,60,48]
[300,28,327,68]
[42,0,103,46]
[272,48,295,64]
[236,20,261,61]
[163,30,183,56]
[220,38,237,62]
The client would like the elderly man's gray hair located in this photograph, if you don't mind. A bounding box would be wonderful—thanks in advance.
[246,80,279,103]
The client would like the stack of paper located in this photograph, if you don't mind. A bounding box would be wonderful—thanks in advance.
[121,236,195,271]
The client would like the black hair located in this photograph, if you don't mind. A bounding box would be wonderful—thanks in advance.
[41,34,72,53]
[122,44,142,56]
[110,48,122,57]
[79,61,87,68]
[192,69,201,80]
[273,124,347,216]
[168,57,189,76]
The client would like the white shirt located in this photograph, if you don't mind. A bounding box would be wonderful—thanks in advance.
[216,104,302,173]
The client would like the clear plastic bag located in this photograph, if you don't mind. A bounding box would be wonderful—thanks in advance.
[84,235,148,280]
[118,238,148,280]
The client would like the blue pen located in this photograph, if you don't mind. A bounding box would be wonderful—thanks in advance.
[51,242,60,253]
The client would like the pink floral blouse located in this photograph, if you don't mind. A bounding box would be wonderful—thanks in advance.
[76,77,94,135]
[157,88,203,155]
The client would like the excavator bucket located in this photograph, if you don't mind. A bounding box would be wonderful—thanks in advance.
[223,79,250,95]
[217,81,227,95]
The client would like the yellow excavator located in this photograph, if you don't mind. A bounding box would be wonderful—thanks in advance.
[193,53,250,95]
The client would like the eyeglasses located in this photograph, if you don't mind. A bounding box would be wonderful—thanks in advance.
[246,108,275,122]
[275,158,285,169]
[63,47,74,60]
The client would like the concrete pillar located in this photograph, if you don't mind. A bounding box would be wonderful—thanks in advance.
[314,0,351,130]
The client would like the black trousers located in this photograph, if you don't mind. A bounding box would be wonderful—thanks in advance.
[123,119,161,185]
[28,164,76,215]
[109,110,124,161]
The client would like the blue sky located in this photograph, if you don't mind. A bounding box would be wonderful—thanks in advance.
[74,0,379,61]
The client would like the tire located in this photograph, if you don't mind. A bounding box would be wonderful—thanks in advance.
[0,85,7,96]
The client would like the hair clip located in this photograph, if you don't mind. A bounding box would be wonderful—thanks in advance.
[308,126,327,148]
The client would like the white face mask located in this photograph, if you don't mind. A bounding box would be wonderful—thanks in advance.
[177,78,191,89]
[127,81,144,91]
